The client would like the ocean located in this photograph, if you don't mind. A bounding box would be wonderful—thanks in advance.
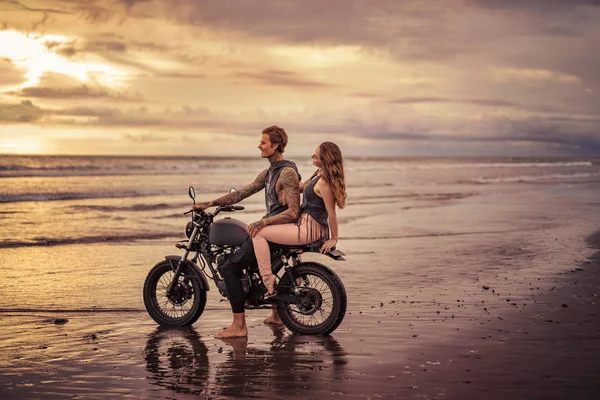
[1,155,599,249]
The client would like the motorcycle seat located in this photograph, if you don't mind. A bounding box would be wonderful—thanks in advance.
[273,238,326,254]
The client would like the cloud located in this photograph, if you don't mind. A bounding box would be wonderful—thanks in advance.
[385,96,559,113]
[1,0,71,15]
[233,69,337,88]
[54,106,122,117]
[471,0,600,11]
[5,72,141,101]
[8,84,138,100]
[0,57,27,86]
[0,99,43,123]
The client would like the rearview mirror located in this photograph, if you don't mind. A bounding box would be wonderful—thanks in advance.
[188,186,196,203]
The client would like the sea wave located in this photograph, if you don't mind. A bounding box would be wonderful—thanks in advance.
[475,172,600,184]
[0,191,155,203]
[67,203,179,212]
[346,161,594,172]
[0,232,181,248]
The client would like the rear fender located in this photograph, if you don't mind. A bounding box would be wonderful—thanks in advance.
[165,255,210,291]
[324,249,346,261]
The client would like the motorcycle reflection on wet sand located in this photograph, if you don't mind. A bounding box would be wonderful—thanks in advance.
[144,327,348,397]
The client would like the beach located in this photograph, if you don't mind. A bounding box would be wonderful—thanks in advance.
[1,156,600,399]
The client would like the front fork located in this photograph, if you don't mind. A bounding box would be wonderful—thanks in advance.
[167,225,198,297]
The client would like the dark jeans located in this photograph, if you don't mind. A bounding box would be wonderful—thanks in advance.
[220,237,258,313]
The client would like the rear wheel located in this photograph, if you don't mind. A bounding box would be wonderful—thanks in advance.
[143,260,207,327]
[277,262,347,335]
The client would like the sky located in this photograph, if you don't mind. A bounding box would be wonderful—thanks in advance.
[0,0,599,157]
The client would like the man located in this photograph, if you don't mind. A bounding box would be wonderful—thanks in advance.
[192,125,301,338]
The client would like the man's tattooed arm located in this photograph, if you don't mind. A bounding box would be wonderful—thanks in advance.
[263,167,300,226]
[193,169,267,210]
[246,167,300,237]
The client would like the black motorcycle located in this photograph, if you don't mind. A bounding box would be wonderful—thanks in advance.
[143,186,347,335]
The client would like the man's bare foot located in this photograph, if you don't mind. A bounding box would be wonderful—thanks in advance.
[215,324,248,338]
[215,313,248,338]
[263,309,283,325]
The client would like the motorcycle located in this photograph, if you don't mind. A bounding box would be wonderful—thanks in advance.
[143,186,347,335]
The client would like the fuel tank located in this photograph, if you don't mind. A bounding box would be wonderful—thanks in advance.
[209,217,249,246]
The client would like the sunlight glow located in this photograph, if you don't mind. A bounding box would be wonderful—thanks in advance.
[0,30,126,88]
[0,136,44,154]
[269,45,363,68]
[492,67,581,84]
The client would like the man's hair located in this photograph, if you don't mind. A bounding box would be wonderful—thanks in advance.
[262,125,288,153]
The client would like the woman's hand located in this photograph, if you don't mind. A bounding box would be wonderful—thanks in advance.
[247,220,266,237]
[320,238,338,253]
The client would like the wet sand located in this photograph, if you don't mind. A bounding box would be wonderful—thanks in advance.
[2,183,600,399]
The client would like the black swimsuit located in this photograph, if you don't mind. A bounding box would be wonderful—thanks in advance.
[298,175,329,243]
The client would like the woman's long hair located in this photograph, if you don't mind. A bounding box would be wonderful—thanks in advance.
[318,142,347,209]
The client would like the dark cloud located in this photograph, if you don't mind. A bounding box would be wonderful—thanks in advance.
[43,39,78,57]
[3,71,142,100]
[8,84,140,101]
[87,40,127,53]
[348,115,600,156]
[233,70,337,88]
[472,0,600,11]
[0,0,71,15]
[0,99,43,123]
[385,96,559,113]
[54,106,122,117]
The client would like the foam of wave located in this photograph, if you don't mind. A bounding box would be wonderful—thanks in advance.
[475,172,600,184]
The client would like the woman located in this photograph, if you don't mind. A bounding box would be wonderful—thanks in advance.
[249,142,347,298]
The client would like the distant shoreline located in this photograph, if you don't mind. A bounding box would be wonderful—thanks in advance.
[1,153,599,162]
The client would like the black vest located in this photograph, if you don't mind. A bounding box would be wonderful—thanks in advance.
[264,160,301,218]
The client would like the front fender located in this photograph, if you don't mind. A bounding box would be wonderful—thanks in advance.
[165,255,210,291]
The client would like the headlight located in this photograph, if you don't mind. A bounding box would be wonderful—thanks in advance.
[185,221,194,238]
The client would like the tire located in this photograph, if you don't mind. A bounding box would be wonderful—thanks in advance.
[277,262,347,335]
[143,260,207,327]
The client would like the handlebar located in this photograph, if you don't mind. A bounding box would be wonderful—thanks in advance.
[184,205,245,217]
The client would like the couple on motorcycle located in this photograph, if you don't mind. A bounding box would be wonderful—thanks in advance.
[192,125,347,338]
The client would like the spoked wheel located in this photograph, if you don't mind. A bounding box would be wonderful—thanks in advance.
[144,260,207,327]
[277,262,347,335]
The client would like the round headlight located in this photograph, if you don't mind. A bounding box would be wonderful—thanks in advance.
[185,221,194,238]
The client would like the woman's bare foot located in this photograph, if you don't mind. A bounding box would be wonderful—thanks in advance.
[263,274,277,297]
[263,308,283,325]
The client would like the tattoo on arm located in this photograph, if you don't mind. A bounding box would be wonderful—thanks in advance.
[210,169,267,206]
[262,167,300,226]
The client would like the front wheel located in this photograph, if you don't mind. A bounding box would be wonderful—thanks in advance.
[277,262,347,335]
[143,260,207,327]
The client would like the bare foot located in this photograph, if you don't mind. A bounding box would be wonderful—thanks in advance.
[215,324,248,338]
[263,274,276,296]
[263,309,283,325]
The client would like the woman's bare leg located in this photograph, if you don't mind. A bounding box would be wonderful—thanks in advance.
[252,221,310,294]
